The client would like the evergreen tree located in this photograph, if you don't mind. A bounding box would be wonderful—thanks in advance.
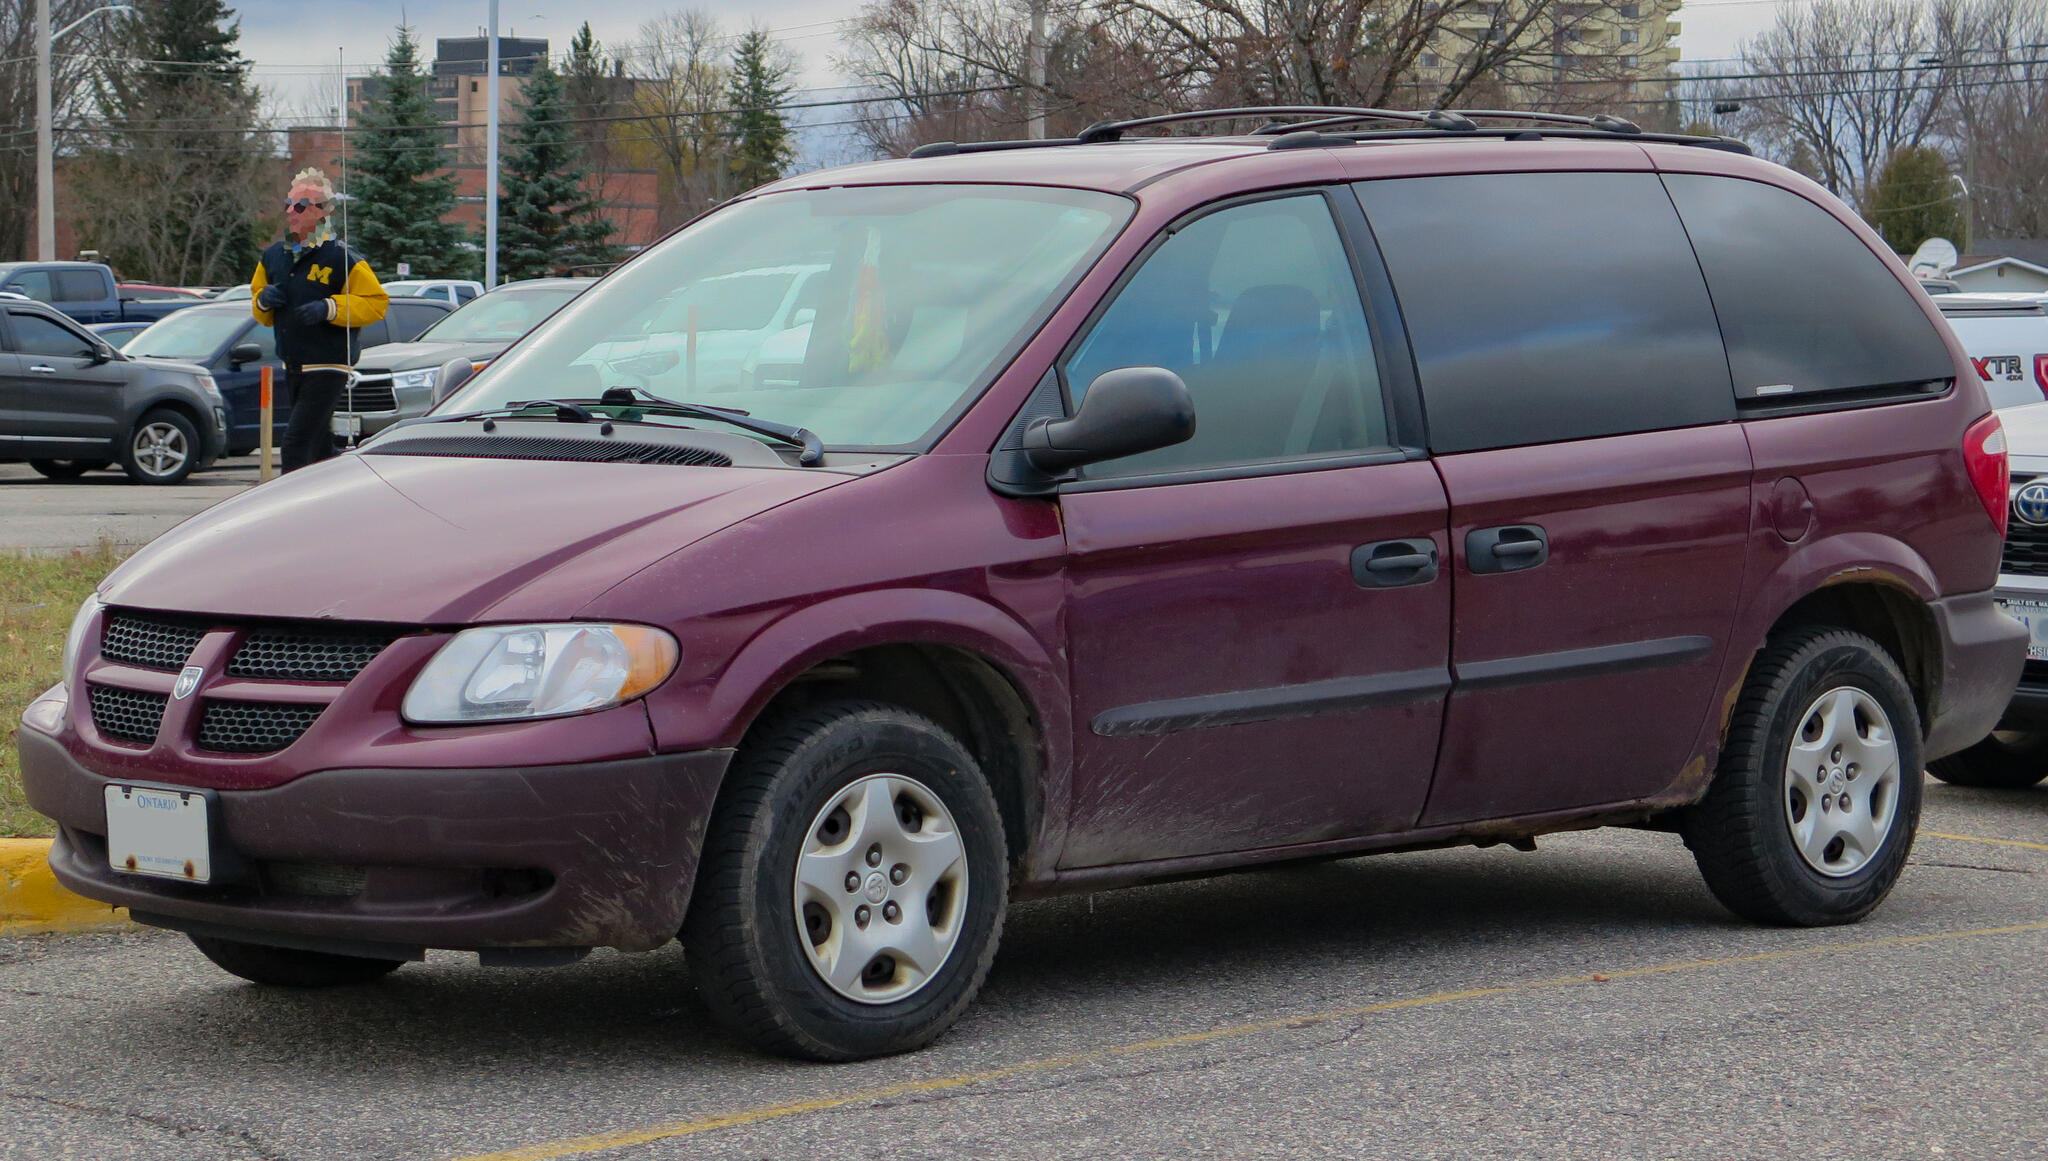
[496,59,617,281]
[1867,144,1968,255]
[74,0,268,283]
[347,26,470,277]
[724,29,795,193]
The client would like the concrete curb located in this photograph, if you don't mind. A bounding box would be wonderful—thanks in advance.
[0,838,128,936]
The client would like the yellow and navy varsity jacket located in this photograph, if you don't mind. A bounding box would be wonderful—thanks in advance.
[250,238,389,369]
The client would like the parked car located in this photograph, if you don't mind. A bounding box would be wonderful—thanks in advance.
[0,262,204,326]
[1936,295,2048,410]
[579,265,825,396]
[20,110,2024,1063]
[120,297,453,455]
[381,279,484,308]
[211,284,252,302]
[116,284,205,301]
[86,321,153,350]
[0,298,226,483]
[339,278,593,437]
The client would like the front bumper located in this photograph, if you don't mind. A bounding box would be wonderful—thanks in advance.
[19,726,731,955]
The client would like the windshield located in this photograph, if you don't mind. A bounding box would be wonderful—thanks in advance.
[124,309,247,360]
[444,184,1132,450]
[418,285,583,344]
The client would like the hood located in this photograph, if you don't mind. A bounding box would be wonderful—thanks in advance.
[126,355,211,377]
[2003,401,2048,462]
[356,339,505,372]
[100,452,852,624]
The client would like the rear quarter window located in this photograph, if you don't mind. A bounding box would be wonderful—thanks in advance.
[1354,172,1733,454]
[1661,174,1954,401]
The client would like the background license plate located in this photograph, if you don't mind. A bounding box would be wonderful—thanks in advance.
[1998,598,2048,661]
[331,413,363,438]
[104,785,211,883]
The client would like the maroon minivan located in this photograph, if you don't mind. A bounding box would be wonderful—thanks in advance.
[20,109,2026,1060]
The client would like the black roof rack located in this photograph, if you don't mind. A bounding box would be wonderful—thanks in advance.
[906,105,1750,160]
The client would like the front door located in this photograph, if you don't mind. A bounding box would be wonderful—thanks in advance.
[1056,191,1451,868]
[5,308,125,458]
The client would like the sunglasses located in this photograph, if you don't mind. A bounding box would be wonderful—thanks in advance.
[284,198,327,213]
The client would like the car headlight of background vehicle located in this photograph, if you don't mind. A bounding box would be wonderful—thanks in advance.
[401,623,678,724]
[393,368,438,393]
[62,593,101,687]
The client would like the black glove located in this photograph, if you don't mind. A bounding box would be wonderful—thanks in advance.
[291,300,331,326]
[256,284,286,311]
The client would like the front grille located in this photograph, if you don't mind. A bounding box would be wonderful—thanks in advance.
[367,435,733,467]
[339,380,397,412]
[2024,660,2048,687]
[102,612,210,671]
[228,626,405,682]
[197,700,324,753]
[265,862,369,897]
[87,684,168,745]
[2004,520,2048,577]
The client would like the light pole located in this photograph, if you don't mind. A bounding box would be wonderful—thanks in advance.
[484,0,499,287]
[37,1,135,260]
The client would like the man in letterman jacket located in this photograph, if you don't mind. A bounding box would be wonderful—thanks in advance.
[249,166,390,473]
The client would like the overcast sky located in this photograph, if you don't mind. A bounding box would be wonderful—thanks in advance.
[233,0,1791,154]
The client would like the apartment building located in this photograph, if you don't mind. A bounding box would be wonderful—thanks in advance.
[1409,0,1684,114]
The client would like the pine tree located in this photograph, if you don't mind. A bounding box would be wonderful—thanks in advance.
[496,59,617,281]
[724,29,795,193]
[1867,145,1968,255]
[347,26,470,278]
[74,0,268,283]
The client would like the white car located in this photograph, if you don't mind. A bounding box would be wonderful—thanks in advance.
[1952,398,2048,789]
[576,265,825,396]
[1937,294,2048,410]
[383,279,485,308]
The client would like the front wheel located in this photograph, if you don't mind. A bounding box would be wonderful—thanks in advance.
[1682,627,1922,926]
[188,935,404,987]
[1927,730,2048,790]
[119,410,199,484]
[684,701,1009,1060]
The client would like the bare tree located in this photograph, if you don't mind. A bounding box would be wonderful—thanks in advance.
[1945,0,2048,240]
[0,0,115,260]
[627,10,734,229]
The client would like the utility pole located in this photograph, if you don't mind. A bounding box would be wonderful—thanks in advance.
[485,0,500,287]
[36,0,51,259]
[1026,0,1046,140]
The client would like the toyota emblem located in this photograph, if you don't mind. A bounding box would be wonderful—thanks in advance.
[2015,481,2048,527]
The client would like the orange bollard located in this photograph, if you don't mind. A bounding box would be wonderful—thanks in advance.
[258,365,275,483]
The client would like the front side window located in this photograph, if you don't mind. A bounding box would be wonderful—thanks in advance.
[1662,174,1954,400]
[126,310,247,361]
[448,184,1132,451]
[1063,193,1390,477]
[1355,172,1733,453]
[10,311,97,358]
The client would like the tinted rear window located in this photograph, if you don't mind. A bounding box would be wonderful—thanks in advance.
[1354,172,1732,454]
[1662,175,1954,400]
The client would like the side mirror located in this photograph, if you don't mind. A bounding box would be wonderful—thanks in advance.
[227,342,262,369]
[433,356,477,404]
[85,345,112,365]
[1023,366,1195,474]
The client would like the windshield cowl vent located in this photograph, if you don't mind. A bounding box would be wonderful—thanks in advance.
[364,434,733,467]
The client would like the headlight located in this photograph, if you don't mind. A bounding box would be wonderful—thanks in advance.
[401,623,678,724]
[62,593,101,687]
[393,368,438,392]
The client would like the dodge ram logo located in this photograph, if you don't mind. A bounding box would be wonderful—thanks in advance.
[2014,481,2048,527]
[173,665,203,700]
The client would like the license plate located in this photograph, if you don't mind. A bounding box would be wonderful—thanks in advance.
[331,413,362,438]
[1997,597,2048,661]
[104,784,211,883]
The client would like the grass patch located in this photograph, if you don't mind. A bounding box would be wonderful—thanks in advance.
[1,544,129,837]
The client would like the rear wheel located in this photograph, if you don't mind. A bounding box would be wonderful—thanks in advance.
[27,459,109,480]
[684,701,1008,1060]
[188,935,404,987]
[1928,730,2048,789]
[1682,627,1922,926]
[119,410,199,484]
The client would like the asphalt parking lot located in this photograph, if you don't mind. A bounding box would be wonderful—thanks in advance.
[3,781,2043,1161]
[0,457,260,554]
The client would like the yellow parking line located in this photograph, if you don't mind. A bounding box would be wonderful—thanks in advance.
[448,919,2048,1161]
[1923,831,2048,853]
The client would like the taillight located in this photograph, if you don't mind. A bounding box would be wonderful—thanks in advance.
[1964,412,2010,539]
[2036,354,2048,400]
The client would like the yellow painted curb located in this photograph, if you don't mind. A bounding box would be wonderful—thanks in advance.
[0,838,127,936]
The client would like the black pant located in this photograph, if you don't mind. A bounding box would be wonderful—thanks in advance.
[281,367,349,473]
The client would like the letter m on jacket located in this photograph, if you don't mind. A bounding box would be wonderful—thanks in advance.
[308,264,334,285]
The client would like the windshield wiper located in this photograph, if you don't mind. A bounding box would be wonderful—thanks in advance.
[598,386,825,466]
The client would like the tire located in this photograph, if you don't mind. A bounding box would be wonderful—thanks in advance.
[119,409,199,484]
[684,701,1009,1061]
[27,459,109,479]
[188,934,404,987]
[1681,626,1923,927]
[1928,730,2048,789]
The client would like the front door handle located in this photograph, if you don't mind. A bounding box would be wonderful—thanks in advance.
[1466,524,1548,574]
[1352,538,1439,588]
[27,363,55,374]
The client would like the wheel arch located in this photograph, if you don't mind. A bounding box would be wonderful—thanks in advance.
[1767,575,1940,733]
